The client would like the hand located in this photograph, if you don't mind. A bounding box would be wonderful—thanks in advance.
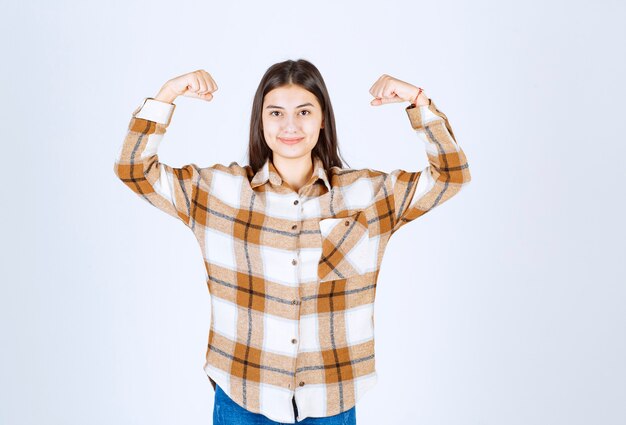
[155,69,219,103]
[369,74,428,106]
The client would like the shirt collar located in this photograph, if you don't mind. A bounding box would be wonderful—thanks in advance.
[251,156,331,191]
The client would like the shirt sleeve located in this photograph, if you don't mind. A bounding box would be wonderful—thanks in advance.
[113,97,203,227]
[384,97,472,235]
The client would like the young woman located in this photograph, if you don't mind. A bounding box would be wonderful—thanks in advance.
[114,60,471,425]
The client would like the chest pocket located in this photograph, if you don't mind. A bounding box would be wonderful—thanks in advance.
[317,210,372,282]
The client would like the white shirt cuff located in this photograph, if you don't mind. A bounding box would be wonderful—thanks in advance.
[135,97,176,125]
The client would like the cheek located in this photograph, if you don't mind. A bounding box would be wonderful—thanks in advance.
[304,119,323,134]
[309,128,323,146]
[263,119,280,132]
[262,121,276,140]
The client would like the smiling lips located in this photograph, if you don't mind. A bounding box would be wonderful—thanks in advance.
[278,137,304,145]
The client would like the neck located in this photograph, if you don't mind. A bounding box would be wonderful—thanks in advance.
[272,155,314,193]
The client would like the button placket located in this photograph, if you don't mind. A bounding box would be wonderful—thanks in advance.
[292,195,303,282]
[290,196,302,277]
[292,195,303,378]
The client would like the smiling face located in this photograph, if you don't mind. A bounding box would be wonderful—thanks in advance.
[261,84,324,163]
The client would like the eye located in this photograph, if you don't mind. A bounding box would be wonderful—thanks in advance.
[268,110,311,117]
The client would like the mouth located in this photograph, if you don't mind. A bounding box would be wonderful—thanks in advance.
[278,137,304,145]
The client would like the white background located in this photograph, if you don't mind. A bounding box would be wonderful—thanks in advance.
[1,1,624,424]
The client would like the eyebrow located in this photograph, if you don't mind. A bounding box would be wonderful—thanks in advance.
[265,102,315,109]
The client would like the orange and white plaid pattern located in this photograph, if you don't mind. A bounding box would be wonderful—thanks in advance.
[113,96,471,423]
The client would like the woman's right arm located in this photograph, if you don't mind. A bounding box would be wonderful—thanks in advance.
[113,70,218,227]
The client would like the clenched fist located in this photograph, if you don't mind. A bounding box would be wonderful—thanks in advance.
[369,74,429,107]
[155,69,218,103]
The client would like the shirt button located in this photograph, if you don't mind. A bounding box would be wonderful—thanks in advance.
[291,224,297,230]
[299,381,305,387]
[291,338,298,344]
[293,199,299,205]
[292,259,297,265]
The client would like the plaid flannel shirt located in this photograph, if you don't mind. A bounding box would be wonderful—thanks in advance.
[113,95,471,423]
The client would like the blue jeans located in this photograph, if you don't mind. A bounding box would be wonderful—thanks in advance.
[213,384,356,425]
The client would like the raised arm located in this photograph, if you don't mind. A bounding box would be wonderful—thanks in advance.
[113,70,218,227]
[389,98,471,233]
[368,74,472,235]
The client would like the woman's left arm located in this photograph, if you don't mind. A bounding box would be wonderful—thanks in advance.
[369,74,472,234]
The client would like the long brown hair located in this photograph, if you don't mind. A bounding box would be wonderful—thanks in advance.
[247,59,350,176]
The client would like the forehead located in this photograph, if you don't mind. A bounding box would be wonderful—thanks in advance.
[263,85,320,108]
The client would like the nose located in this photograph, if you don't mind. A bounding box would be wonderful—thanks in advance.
[282,115,299,132]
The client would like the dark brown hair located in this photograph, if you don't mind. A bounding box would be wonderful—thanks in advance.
[247,59,350,176]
